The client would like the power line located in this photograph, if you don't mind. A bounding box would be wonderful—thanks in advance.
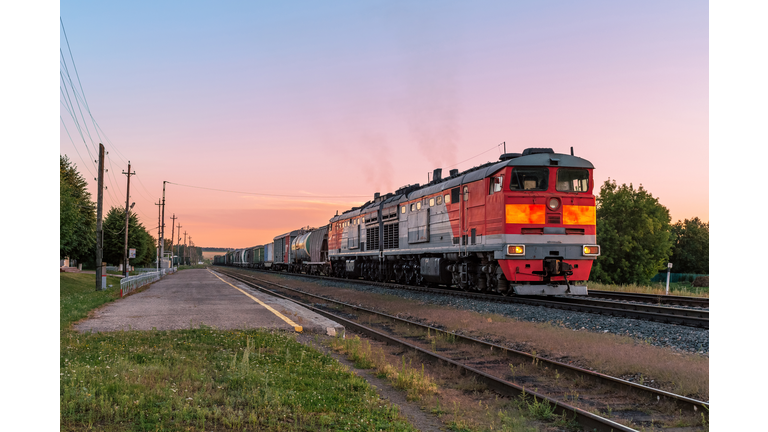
[134,174,158,202]
[60,73,96,166]
[446,142,505,169]
[59,49,96,154]
[165,182,371,199]
[60,116,95,179]
[131,173,158,205]
[61,18,102,148]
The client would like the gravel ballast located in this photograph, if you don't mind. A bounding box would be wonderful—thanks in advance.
[299,277,710,356]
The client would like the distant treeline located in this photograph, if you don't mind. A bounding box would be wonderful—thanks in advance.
[201,247,235,252]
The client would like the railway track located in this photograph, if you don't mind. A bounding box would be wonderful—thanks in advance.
[214,267,709,431]
[587,290,709,309]
[213,266,709,328]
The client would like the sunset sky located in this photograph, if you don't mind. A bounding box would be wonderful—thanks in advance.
[59,1,708,248]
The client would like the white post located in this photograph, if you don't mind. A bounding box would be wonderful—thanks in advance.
[665,262,673,295]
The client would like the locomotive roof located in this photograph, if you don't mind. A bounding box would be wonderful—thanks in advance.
[329,151,593,222]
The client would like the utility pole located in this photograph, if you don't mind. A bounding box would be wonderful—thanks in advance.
[183,231,187,265]
[122,162,136,278]
[170,214,177,267]
[155,200,162,271]
[95,144,105,291]
[176,223,182,267]
[161,181,167,268]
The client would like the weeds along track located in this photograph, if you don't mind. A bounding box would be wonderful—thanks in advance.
[213,266,708,328]
[214,267,709,431]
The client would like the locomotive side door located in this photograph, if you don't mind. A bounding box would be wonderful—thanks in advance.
[462,184,469,253]
[449,187,462,248]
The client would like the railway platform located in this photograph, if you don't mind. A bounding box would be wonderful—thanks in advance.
[74,268,344,336]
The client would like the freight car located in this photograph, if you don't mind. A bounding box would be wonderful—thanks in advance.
[270,226,330,274]
[327,148,599,295]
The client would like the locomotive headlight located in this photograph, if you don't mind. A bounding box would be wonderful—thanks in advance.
[506,245,525,256]
[548,197,561,211]
[583,245,600,256]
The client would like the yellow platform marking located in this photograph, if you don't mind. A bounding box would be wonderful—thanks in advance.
[208,270,302,332]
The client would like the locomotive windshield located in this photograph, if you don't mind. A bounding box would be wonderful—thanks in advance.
[556,169,589,192]
[510,168,549,191]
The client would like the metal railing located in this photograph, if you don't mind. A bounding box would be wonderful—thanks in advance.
[135,267,160,273]
[120,266,177,297]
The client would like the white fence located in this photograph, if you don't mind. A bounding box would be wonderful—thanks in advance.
[120,267,177,297]
[134,267,160,273]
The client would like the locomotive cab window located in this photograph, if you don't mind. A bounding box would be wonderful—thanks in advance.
[401,206,406,214]
[490,175,504,194]
[556,169,589,192]
[436,195,443,205]
[510,168,549,191]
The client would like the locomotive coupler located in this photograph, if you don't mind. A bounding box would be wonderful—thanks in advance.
[543,258,573,277]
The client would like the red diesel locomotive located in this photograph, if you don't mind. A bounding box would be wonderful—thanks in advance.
[218,147,600,296]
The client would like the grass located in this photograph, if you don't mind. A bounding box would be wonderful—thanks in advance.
[331,336,548,432]
[330,335,438,401]
[264,276,709,400]
[588,281,709,297]
[61,273,417,431]
[60,273,124,328]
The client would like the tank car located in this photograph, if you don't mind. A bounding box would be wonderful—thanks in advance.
[327,148,600,295]
[270,226,330,274]
[290,226,330,275]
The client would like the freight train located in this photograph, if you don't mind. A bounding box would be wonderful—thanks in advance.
[214,147,600,295]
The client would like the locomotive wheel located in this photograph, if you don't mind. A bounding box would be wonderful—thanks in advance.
[404,268,415,285]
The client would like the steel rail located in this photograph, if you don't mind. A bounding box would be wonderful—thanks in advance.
[216,268,709,417]
[212,268,640,432]
[541,296,708,318]
[500,296,709,328]
[217,266,709,328]
[587,290,709,308]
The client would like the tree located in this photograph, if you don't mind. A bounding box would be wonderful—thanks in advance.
[669,217,709,274]
[60,155,96,262]
[102,207,155,267]
[137,229,157,267]
[591,180,674,285]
